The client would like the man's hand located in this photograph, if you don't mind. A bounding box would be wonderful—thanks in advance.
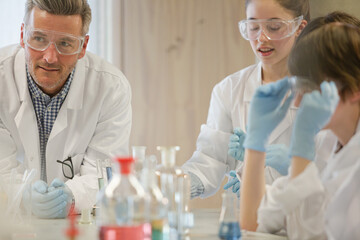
[31,179,73,218]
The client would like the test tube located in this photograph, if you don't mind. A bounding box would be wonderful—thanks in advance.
[96,159,105,190]
[105,159,113,181]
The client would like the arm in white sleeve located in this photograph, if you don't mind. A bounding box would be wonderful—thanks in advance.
[257,163,327,240]
[182,81,237,198]
[0,117,23,182]
[325,160,360,240]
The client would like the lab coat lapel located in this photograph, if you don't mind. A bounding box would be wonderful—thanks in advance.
[13,49,41,174]
[243,63,293,143]
[48,58,85,141]
[46,58,86,182]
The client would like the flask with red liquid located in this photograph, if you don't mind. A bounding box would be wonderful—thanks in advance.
[98,157,151,240]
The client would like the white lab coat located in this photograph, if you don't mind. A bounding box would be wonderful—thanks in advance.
[256,121,360,240]
[182,63,336,198]
[0,45,132,211]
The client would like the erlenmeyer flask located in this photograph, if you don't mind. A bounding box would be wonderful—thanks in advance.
[218,190,241,240]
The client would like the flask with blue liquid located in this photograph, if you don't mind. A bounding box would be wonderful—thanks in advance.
[218,190,241,240]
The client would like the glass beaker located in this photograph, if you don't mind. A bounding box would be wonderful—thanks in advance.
[218,190,241,240]
[174,173,194,239]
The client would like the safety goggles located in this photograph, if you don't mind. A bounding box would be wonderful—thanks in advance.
[238,16,303,41]
[23,26,85,55]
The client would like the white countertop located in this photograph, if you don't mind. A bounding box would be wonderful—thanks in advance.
[3,209,287,240]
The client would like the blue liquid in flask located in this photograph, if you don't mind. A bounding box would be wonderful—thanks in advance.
[218,221,241,240]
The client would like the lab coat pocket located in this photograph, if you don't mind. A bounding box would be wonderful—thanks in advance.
[71,153,85,177]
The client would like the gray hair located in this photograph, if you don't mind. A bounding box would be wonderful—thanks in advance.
[24,0,92,35]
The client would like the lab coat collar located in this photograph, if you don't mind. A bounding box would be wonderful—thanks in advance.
[14,47,27,102]
[14,48,41,173]
[244,62,262,102]
[66,57,86,110]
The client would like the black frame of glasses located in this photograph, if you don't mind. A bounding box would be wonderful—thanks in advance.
[57,157,74,179]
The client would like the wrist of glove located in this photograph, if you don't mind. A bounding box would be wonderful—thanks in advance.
[289,81,339,161]
[31,178,74,219]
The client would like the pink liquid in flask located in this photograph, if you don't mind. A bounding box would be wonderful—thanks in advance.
[100,223,152,240]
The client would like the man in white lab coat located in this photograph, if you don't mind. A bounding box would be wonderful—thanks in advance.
[0,0,131,218]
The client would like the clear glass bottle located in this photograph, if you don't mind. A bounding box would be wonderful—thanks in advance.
[132,146,147,178]
[218,190,241,240]
[156,146,193,239]
[142,155,169,240]
[98,157,151,240]
[155,146,182,212]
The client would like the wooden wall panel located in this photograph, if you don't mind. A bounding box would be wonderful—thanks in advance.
[120,0,253,208]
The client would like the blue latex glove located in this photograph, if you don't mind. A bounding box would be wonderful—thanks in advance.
[290,81,339,161]
[243,77,294,152]
[223,170,240,198]
[228,128,246,161]
[224,144,290,197]
[31,179,73,219]
[265,144,290,176]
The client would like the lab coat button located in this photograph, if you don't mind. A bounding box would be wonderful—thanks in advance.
[29,157,33,162]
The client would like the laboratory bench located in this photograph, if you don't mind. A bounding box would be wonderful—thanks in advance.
[6,209,287,240]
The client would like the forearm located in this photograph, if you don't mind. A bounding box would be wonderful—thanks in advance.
[290,156,311,179]
[240,149,266,231]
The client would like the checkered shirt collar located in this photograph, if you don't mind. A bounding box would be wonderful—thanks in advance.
[26,66,75,101]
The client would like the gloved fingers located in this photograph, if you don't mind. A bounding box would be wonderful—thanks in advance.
[49,178,65,188]
[32,180,48,193]
[32,188,63,203]
[228,148,244,161]
[229,134,240,143]
[228,149,237,159]
[232,181,240,193]
[234,128,245,138]
[228,141,240,148]
[257,77,290,97]
[33,201,67,219]
[32,193,68,211]
[229,170,237,177]
[223,177,238,190]
[238,133,246,146]
[321,81,339,106]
